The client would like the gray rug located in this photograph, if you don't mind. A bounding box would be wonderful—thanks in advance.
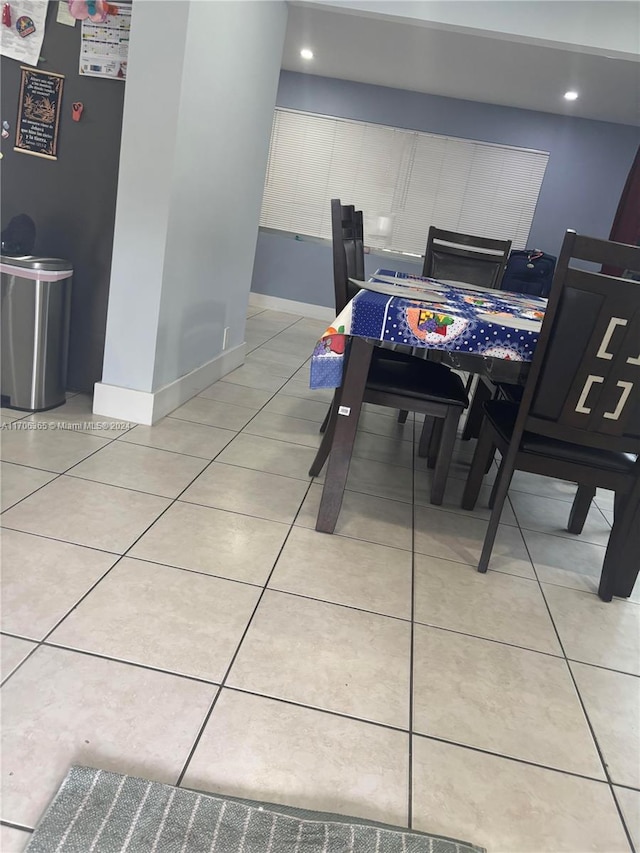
[25,766,485,852]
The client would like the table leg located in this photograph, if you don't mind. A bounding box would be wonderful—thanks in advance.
[315,337,373,534]
[309,389,341,477]
[461,376,493,440]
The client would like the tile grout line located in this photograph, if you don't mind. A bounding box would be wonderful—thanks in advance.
[2,316,637,841]
[0,326,332,695]
[0,644,42,687]
[593,500,613,529]
[52,418,326,501]
[2,380,634,622]
[423,431,636,839]
[231,312,314,366]
[0,459,60,475]
[7,639,223,687]
[6,560,637,671]
[173,477,317,788]
[0,424,137,516]
[0,399,280,687]
[2,377,635,658]
[3,624,635,795]
[0,419,154,685]
[0,527,121,558]
[170,479,635,797]
[498,478,631,601]
[512,503,637,851]
[1,311,308,516]
[113,430,239,461]
[410,730,632,787]
[170,321,428,790]
[2,410,268,685]
[5,605,636,678]
[0,323,319,678]
[165,329,327,786]
[407,411,417,829]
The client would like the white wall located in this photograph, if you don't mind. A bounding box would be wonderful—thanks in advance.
[101,0,287,402]
[153,0,288,388]
[315,1,640,59]
[101,1,190,392]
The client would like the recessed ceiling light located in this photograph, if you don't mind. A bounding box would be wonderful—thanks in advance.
[300,48,314,60]
[564,91,579,101]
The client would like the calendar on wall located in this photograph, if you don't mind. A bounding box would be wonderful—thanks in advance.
[79,3,130,80]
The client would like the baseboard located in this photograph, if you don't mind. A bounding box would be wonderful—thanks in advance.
[249,292,334,322]
[92,383,155,426]
[93,342,246,425]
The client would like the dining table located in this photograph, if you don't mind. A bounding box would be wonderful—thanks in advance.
[308,268,638,600]
[310,270,545,392]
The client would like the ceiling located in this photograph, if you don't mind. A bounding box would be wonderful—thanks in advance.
[281,2,640,126]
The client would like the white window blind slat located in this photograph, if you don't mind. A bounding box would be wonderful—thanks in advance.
[260,109,549,254]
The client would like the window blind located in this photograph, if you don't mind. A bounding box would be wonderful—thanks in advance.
[260,108,549,254]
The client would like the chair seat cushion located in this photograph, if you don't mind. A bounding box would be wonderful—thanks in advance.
[485,400,637,473]
[367,350,468,406]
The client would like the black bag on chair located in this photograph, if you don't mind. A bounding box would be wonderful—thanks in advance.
[500,248,556,297]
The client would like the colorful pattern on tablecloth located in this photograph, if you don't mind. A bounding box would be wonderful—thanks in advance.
[310,270,547,388]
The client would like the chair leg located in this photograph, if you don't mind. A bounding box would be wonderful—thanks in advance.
[477,452,516,573]
[430,408,460,505]
[461,377,491,441]
[426,418,444,467]
[485,446,496,475]
[319,404,331,434]
[417,416,433,458]
[567,485,596,534]
[461,421,495,510]
[397,409,409,424]
[488,470,504,508]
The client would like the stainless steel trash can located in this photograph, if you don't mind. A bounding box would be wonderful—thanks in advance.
[1,256,73,411]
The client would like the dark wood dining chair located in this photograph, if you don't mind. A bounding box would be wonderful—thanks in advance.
[322,199,412,432]
[320,200,406,431]
[422,227,513,437]
[461,230,640,600]
[422,227,512,289]
[311,202,469,506]
[333,200,364,311]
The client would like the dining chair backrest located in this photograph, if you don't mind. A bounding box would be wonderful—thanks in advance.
[331,198,365,311]
[422,227,512,289]
[517,230,640,455]
[344,209,365,283]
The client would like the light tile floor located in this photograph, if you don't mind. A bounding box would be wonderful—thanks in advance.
[1,308,639,853]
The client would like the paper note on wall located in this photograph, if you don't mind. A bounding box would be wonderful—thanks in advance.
[0,0,47,67]
[56,1,77,27]
[79,3,130,80]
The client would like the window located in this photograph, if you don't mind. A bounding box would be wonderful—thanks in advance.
[259,108,549,254]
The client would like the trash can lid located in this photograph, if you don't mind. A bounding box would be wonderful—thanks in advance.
[0,255,72,272]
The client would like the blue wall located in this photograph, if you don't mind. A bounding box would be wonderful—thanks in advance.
[251,71,640,309]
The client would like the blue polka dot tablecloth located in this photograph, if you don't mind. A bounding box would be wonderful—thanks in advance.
[310,269,547,389]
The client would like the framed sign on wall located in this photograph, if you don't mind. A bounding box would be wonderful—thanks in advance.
[15,66,64,160]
